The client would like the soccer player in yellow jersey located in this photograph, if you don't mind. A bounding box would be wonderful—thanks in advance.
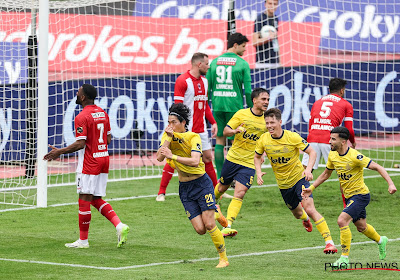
[302,126,397,268]
[255,108,338,254]
[157,103,229,268]
[213,88,270,237]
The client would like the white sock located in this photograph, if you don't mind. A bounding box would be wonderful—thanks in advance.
[325,240,334,245]
[116,222,124,231]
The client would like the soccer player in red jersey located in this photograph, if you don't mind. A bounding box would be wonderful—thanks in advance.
[44,84,129,248]
[302,78,356,206]
[156,53,219,202]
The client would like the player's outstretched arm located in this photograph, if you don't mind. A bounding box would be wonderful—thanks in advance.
[302,168,333,198]
[43,140,85,161]
[368,161,397,194]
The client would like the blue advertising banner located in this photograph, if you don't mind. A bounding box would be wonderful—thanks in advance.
[1,61,399,161]
[0,42,28,85]
[133,0,400,53]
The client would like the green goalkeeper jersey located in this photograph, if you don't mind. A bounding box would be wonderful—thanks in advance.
[206,52,252,112]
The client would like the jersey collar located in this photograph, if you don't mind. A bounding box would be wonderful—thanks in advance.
[338,147,350,156]
[271,130,284,139]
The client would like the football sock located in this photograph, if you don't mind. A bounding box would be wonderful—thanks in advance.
[340,226,352,256]
[205,161,218,187]
[227,197,243,226]
[78,199,91,240]
[315,217,333,243]
[91,198,121,227]
[214,144,224,179]
[300,209,309,221]
[361,224,381,243]
[208,226,228,261]
[158,163,175,195]
[214,183,224,200]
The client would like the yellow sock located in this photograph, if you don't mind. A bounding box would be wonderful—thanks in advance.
[214,183,224,200]
[300,209,308,221]
[361,224,381,243]
[340,226,352,256]
[227,197,243,226]
[315,217,333,242]
[208,226,228,261]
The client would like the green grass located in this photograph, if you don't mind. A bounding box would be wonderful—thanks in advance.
[1,168,400,279]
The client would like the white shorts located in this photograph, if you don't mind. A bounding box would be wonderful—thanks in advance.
[301,142,331,170]
[76,173,108,197]
[199,131,212,151]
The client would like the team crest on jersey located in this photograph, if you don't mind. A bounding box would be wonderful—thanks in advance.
[282,147,289,153]
[357,154,364,160]
[77,127,83,133]
[346,163,351,170]
[198,102,203,110]
[197,83,201,90]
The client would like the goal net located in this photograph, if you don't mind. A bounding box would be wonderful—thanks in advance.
[1,0,399,208]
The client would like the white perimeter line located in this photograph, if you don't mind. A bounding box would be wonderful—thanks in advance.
[1,173,400,213]
[1,238,400,271]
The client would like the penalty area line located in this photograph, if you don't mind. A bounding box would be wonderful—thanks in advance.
[1,238,400,271]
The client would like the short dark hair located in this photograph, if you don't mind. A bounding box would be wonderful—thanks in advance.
[329,78,347,93]
[227,32,249,49]
[191,52,208,64]
[169,103,191,129]
[264,108,281,120]
[251,87,269,100]
[330,126,350,140]
[81,84,97,100]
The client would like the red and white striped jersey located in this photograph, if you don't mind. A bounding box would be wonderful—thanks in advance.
[307,94,355,144]
[75,105,111,175]
[174,71,215,133]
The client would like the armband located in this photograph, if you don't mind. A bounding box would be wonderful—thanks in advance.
[172,155,178,160]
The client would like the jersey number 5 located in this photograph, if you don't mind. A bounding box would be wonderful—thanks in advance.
[319,101,333,118]
[216,65,233,83]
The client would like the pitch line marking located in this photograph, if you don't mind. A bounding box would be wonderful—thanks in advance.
[1,238,399,270]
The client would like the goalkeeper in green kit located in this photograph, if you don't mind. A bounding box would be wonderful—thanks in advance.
[206,32,253,180]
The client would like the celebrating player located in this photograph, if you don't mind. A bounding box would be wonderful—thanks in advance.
[213,88,270,237]
[255,108,337,254]
[206,32,252,179]
[302,78,356,206]
[156,53,218,202]
[302,126,397,267]
[44,84,129,248]
[157,103,229,268]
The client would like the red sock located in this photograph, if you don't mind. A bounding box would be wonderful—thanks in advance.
[205,161,217,187]
[78,199,91,240]
[91,198,121,227]
[158,163,175,195]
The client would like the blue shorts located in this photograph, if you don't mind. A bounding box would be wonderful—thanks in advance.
[179,173,217,220]
[219,160,255,189]
[343,193,370,223]
[280,177,313,210]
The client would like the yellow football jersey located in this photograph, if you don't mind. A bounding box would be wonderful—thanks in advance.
[226,108,267,169]
[160,131,205,175]
[255,130,309,189]
[326,147,371,198]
